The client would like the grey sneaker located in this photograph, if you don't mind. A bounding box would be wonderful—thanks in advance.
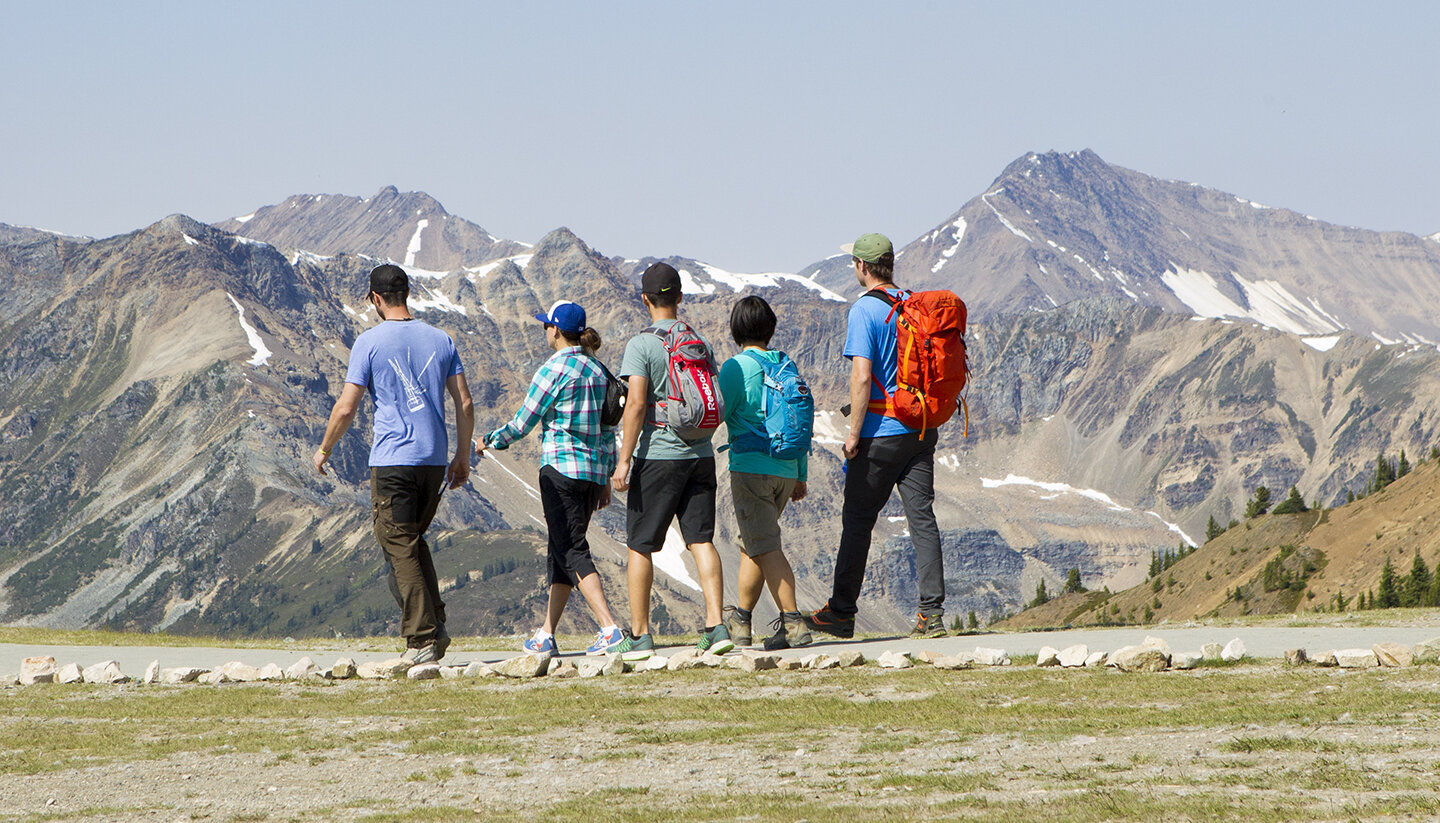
[401,643,438,665]
[723,605,753,647]
[614,632,655,662]
[763,611,812,651]
[910,612,948,638]
[697,624,734,655]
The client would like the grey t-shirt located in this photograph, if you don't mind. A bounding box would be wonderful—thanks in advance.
[619,318,717,461]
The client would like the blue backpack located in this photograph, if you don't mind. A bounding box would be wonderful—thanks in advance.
[732,350,814,460]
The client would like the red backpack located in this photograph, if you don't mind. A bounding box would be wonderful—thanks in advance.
[647,321,725,442]
[865,288,970,438]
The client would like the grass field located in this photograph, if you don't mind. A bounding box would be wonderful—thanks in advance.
[5,660,1440,822]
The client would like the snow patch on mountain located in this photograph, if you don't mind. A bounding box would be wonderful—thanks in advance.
[226,293,274,367]
[981,474,1196,546]
[1160,267,1341,335]
[677,263,846,302]
[408,283,466,316]
[981,189,1033,242]
[403,219,428,267]
[1302,336,1342,352]
[930,216,968,274]
[233,212,255,224]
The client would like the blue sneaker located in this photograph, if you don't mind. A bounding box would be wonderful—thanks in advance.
[585,626,626,656]
[522,631,557,654]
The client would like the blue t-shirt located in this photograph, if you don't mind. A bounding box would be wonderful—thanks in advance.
[844,288,918,438]
[345,320,465,467]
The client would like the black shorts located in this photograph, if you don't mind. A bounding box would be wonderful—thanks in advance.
[538,465,601,586]
[625,457,717,553]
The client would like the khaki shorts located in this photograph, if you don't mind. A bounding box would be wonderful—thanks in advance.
[730,471,796,557]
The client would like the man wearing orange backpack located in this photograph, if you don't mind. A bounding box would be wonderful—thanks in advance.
[805,233,968,640]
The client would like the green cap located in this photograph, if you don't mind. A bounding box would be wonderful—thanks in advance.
[840,232,893,263]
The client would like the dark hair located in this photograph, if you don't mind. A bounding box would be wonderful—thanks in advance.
[644,290,680,310]
[373,289,408,308]
[559,326,603,352]
[860,252,895,284]
[730,295,777,347]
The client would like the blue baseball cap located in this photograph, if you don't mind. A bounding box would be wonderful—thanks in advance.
[535,300,586,334]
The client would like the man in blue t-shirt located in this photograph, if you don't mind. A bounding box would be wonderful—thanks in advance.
[314,264,475,664]
[804,233,947,640]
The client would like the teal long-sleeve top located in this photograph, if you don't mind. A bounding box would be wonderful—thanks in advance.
[718,347,808,482]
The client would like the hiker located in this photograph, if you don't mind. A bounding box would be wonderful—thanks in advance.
[475,300,626,656]
[718,296,815,650]
[314,264,474,664]
[805,233,968,640]
[609,262,733,660]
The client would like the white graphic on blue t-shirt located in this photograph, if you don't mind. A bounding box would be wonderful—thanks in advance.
[389,350,436,412]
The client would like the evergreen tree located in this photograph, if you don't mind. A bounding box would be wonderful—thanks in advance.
[1431,445,1439,462]
[1032,579,1050,608]
[1429,565,1440,608]
[1064,567,1084,594]
[1357,591,1367,610]
[1346,490,1355,504]
[1206,515,1223,542]
[1403,551,1431,608]
[1373,452,1396,492]
[1377,557,1401,608]
[1245,486,1272,518]
[1398,449,1411,478]
[1271,486,1309,515]
[1148,551,1162,579]
[968,610,979,631]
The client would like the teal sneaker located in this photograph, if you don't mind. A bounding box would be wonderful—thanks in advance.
[614,632,654,662]
[697,624,734,655]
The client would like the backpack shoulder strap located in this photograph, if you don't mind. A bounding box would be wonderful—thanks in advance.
[864,288,898,307]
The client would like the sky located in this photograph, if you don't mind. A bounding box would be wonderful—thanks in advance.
[3,2,1439,272]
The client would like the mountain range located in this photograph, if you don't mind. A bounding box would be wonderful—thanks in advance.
[2,149,1437,638]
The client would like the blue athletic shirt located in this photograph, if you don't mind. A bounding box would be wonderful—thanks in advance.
[843,288,919,439]
[345,320,465,466]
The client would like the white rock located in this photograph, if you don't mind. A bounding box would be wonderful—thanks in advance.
[1172,652,1202,670]
[1036,646,1061,667]
[1335,648,1379,669]
[257,663,284,681]
[911,650,944,665]
[1413,637,1440,664]
[1221,639,1246,662]
[808,654,841,670]
[602,654,627,676]
[698,653,726,668]
[57,663,84,684]
[576,658,606,678]
[1084,651,1107,667]
[332,658,357,679]
[218,662,263,682]
[439,666,467,679]
[197,671,229,685]
[838,650,867,668]
[633,656,670,672]
[973,647,1010,666]
[1141,636,1172,655]
[462,662,494,678]
[284,657,320,680]
[776,658,805,670]
[1057,645,1089,668]
[160,667,207,684]
[495,653,551,678]
[83,660,129,684]
[1373,642,1413,667]
[931,655,973,670]
[1108,645,1169,673]
[1313,650,1339,667]
[1201,642,1223,660]
[143,660,160,684]
[877,651,913,669]
[406,663,442,680]
[736,652,779,673]
[547,657,564,675]
[19,656,58,685]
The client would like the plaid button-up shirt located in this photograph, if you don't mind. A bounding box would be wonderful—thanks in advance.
[484,346,617,485]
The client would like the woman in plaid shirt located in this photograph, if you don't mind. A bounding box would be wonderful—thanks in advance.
[477,300,626,656]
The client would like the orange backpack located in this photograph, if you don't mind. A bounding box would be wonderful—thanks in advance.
[865,288,970,439]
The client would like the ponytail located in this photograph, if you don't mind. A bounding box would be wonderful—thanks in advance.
[559,326,603,354]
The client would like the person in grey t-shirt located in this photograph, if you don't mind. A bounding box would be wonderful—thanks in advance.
[609,262,733,660]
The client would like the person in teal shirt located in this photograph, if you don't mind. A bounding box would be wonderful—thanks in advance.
[719,296,813,650]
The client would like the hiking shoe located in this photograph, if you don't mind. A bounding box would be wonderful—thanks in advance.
[723,605,753,646]
[522,631,557,655]
[763,611,813,651]
[697,624,735,655]
[801,606,855,639]
[435,624,451,661]
[910,612,948,638]
[401,643,438,665]
[585,626,626,656]
[614,632,655,662]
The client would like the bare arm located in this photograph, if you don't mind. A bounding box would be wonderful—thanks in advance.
[446,373,475,489]
[611,374,649,492]
[845,356,873,460]
[314,382,366,475]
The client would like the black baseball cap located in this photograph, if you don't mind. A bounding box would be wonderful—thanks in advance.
[369,264,409,294]
[640,262,682,295]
